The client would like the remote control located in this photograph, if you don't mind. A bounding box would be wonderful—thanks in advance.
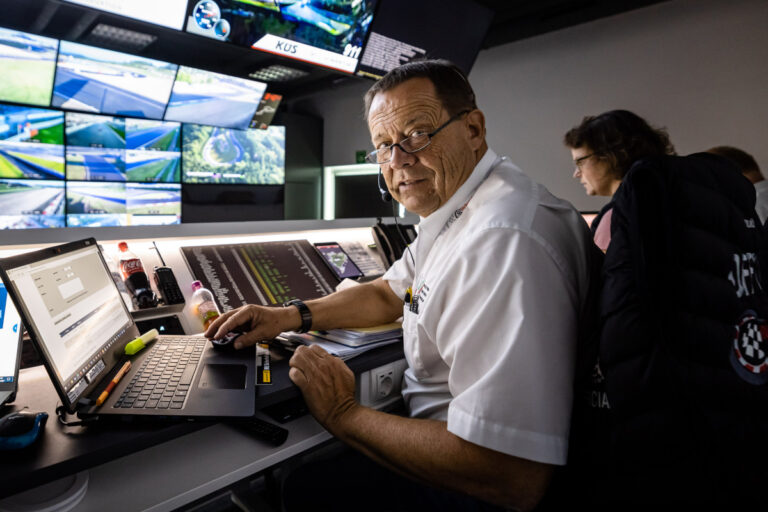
[236,417,289,446]
[153,266,185,305]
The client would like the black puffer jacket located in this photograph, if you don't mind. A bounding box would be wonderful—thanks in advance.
[598,152,768,507]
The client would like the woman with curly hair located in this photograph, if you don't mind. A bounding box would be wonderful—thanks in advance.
[564,109,675,250]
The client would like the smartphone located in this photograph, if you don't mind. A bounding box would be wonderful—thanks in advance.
[313,242,364,280]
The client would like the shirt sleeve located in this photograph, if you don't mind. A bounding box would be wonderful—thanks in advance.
[432,227,579,465]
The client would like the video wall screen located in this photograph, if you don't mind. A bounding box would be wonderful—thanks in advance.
[164,66,266,130]
[250,93,282,130]
[0,27,58,107]
[65,112,126,181]
[356,0,492,79]
[0,179,65,229]
[65,182,181,227]
[182,124,284,185]
[53,41,178,119]
[0,23,288,231]
[186,0,378,73]
[0,105,65,180]
[63,0,189,31]
[125,119,181,183]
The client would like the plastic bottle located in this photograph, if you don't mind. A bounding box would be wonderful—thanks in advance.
[117,241,157,309]
[191,280,220,329]
[102,248,134,311]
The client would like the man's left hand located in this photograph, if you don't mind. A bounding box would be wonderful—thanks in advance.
[289,345,358,434]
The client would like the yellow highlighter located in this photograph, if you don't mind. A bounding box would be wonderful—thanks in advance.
[124,328,160,355]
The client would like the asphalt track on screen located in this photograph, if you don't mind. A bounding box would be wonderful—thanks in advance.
[54,67,166,118]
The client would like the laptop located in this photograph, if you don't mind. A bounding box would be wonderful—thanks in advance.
[0,238,255,420]
[0,278,23,407]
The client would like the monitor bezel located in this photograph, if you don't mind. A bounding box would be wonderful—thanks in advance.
[0,238,139,413]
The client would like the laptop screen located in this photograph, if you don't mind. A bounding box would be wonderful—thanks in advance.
[4,243,133,405]
[0,278,23,404]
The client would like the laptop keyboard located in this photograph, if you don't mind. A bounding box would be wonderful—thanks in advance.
[114,336,207,410]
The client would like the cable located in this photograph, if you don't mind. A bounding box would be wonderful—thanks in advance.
[391,200,415,266]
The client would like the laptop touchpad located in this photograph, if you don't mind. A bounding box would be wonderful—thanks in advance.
[198,364,247,389]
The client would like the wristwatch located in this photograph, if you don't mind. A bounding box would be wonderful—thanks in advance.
[283,299,312,333]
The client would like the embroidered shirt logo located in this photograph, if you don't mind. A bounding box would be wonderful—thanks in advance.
[731,311,768,385]
[410,280,430,314]
[728,252,762,298]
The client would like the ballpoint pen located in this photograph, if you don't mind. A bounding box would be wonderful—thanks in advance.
[95,360,131,407]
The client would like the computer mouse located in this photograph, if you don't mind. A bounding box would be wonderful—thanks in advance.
[210,331,244,351]
[0,410,48,450]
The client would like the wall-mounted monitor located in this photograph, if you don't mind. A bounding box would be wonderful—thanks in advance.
[66,180,127,226]
[0,27,59,107]
[186,0,378,74]
[63,0,189,31]
[53,41,177,119]
[250,93,282,130]
[126,119,181,182]
[126,182,181,225]
[0,105,65,180]
[164,66,266,130]
[65,112,126,181]
[182,124,284,185]
[65,180,181,227]
[0,179,65,229]
[356,0,493,79]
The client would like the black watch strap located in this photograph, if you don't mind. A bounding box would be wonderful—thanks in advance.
[284,299,312,333]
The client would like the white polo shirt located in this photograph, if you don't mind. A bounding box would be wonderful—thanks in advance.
[383,148,593,465]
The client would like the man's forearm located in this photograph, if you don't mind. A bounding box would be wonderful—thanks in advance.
[305,278,402,331]
[334,405,554,511]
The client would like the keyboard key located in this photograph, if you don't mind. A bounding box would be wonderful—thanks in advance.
[146,400,159,408]
[180,364,197,385]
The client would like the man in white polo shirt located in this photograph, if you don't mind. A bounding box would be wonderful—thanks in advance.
[206,60,595,511]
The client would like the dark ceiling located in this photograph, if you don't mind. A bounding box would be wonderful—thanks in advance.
[2,0,668,105]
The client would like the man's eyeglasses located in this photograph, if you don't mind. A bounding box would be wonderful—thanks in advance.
[365,110,471,165]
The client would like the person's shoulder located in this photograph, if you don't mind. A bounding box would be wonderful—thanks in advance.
[469,158,585,237]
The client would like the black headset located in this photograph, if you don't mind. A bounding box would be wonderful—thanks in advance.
[377,166,392,202]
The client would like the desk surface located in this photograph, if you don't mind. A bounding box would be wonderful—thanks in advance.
[0,341,403,509]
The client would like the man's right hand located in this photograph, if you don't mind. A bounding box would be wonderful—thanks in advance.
[204,304,301,349]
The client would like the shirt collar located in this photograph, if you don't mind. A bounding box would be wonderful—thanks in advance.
[417,148,498,239]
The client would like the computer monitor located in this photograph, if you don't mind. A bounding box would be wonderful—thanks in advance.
[65,112,126,182]
[53,41,177,119]
[181,124,285,185]
[164,66,266,130]
[0,104,65,180]
[249,93,282,130]
[356,0,493,79]
[0,27,59,107]
[185,0,379,74]
[0,179,66,229]
[125,118,181,183]
[62,0,189,31]
[0,278,24,406]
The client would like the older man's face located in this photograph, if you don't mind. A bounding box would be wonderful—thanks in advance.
[367,78,478,217]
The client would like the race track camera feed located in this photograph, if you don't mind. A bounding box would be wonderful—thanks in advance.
[186,0,378,73]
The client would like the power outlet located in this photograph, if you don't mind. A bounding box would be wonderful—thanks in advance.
[358,359,407,407]
[374,366,395,399]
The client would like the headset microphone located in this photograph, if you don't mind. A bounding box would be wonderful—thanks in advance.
[377,166,392,202]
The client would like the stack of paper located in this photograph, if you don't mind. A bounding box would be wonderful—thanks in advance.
[314,323,403,347]
[275,323,402,360]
